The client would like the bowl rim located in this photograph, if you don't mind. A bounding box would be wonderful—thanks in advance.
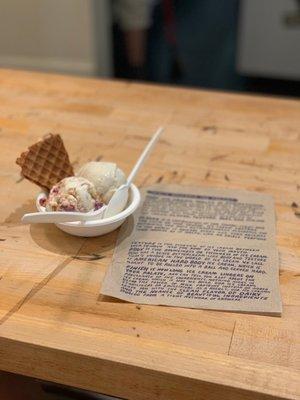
[36,184,141,227]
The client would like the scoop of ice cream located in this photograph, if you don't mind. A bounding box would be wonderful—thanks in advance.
[45,176,102,212]
[77,161,126,203]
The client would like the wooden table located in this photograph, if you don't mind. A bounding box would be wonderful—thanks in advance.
[0,69,299,400]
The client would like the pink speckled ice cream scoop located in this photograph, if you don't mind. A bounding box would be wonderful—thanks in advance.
[45,176,103,213]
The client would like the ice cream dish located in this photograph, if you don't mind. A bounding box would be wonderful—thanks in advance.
[16,134,127,219]
[16,129,162,236]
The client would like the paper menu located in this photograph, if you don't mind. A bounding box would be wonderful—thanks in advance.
[101,185,282,315]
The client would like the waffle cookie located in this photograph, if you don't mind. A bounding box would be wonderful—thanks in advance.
[16,133,74,190]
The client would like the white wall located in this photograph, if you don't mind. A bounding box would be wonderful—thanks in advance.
[0,0,112,76]
[238,0,300,80]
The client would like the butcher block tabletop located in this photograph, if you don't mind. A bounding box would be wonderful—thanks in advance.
[0,69,299,400]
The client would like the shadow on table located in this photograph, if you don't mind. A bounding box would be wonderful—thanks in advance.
[4,198,135,257]
[3,200,36,226]
[29,223,118,256]
[28,210,135,257]
[97,216,135,304]
[98,294,128,304]
[30,223,84,255]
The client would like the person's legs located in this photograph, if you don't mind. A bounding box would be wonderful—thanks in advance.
[148,0,246,90]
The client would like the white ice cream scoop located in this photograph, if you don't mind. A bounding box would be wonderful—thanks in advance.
[78,161,126,203]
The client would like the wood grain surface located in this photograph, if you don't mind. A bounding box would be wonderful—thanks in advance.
[0,69,299,400]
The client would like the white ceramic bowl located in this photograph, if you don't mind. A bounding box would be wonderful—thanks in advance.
[36,184,141,237]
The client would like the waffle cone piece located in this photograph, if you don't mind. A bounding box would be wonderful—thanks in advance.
[16,133,74,190]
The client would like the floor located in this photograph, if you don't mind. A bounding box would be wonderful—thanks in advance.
[0,371,119,400]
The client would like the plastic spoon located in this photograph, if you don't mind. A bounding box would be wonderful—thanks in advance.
[104,126,164,218]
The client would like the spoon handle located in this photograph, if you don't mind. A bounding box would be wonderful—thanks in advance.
[127,126,164,185]
[22,204,107,223]
[22,212,85,224]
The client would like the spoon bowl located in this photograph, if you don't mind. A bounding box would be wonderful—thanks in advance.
[104,184,129,218]
[104,126,163,218]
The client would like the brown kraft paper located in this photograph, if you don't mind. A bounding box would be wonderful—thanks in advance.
[101,185,282,315]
